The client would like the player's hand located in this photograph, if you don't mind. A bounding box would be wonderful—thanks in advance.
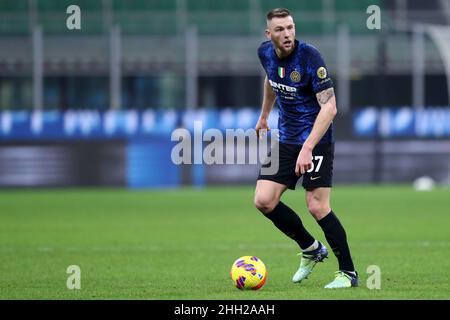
[295,146,313,176]
[255,117,270,139]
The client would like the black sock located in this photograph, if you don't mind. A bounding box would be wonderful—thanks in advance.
[318,210,355,272]
[264,201,315,250]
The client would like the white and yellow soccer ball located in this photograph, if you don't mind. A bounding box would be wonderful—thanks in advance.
[230,256,267,290]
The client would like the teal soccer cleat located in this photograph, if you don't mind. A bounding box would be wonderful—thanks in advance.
[292,242,328,283]
[324,271,359,289]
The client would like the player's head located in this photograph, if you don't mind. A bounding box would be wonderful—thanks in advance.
[265,8,296,56]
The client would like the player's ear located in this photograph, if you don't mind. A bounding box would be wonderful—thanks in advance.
[265,29,270,40]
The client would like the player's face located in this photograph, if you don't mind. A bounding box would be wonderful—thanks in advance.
[266,16,296,55]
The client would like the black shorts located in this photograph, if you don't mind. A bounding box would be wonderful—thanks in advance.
[257,142,334,190]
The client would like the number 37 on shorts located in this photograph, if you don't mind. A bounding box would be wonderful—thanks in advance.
[307,155,323,173]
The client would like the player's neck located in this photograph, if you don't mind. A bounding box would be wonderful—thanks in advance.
[275,43,295,59]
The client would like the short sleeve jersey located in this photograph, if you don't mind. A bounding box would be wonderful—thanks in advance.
[258,39,334,145]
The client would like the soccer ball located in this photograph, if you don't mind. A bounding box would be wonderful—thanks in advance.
[413,176,435,191]
[230,256,267,290]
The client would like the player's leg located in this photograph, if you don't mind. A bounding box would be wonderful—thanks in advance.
[289,188,329,284]
[254,179,287,214]
[305,187,358,288]
[256,142,324,283]
[254,179,317,251]
[255,181,327,284]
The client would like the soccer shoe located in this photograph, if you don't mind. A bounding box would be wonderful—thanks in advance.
[324,271,358,289]
[292,243,328,283]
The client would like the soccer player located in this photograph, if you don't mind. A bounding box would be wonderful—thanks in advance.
[254,8,358,288]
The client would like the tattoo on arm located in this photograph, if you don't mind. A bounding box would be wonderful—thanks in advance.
[316,88,335,105]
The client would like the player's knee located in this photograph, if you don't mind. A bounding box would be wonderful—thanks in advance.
[307,199,329,220]
[254,193,278,214]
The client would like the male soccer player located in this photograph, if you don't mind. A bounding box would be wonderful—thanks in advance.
[254,8,358,288]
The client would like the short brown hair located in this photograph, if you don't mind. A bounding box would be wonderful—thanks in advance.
[266,8,291,21]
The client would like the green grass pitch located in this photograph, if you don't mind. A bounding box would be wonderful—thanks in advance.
[0,185,449,299]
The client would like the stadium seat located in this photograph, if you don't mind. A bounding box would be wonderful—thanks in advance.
[260,0,323,12]
[112,0,177,11]
[37,0,102,11]
[0,0,28,12]
[187,0,250,11]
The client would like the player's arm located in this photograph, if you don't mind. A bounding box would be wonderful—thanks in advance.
[255,76,276,137]
[295,87,337,176]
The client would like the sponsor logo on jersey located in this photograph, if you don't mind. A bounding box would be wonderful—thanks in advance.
[290,70,301,82]
[268,79,297,93]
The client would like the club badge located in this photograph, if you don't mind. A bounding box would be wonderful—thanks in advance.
[290,70,301,82]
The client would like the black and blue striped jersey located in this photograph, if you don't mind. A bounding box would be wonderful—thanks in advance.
[258,39,334,145]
